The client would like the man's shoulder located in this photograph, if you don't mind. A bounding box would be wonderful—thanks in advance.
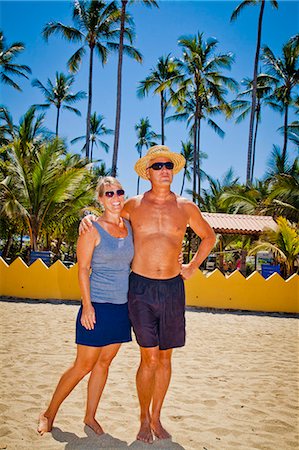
[125,194,144,206]
[176,195,198,208]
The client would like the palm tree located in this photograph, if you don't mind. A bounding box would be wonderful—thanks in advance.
[71,112,113,161]
[232,73,276,182]
[43,0,121,160]
[262,35,299,162]
[0,31,31,91]
[231,0,278,186]
[32,72,86,136]
[174,33,237,199]
[0,139,93,250]
[0,106,15,146]
[180,141,193,196]
[219,180,270,215]
[135,117,159,194]
[137,54,182,145]
[111,0,158,177]
[201,168,240,212]
[249,217,299,277]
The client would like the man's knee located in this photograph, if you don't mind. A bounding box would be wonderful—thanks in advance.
[158,350,172,368]
[140,350,160,371]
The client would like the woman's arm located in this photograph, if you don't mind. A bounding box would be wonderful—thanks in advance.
[77,229,99,330]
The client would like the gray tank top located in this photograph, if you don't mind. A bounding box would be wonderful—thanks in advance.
[90,219,134,304]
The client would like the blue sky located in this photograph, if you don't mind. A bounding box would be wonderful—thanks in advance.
[1,0,298,198]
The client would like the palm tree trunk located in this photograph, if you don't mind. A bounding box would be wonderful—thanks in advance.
[180,168,186,196]
[85,45,94,160]
[137,149,142,194]
[161,92,165,145]
[2,230,13,259]
[251,105,260,182]
[197,117,201,201]
[112,0,127,176]
[193,96,199,203]
[246,0,265,186]
[90,140,94,162]
[56,106,60,137]
[282,102,289,163]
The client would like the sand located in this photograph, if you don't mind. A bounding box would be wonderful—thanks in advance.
[0,299,298,450]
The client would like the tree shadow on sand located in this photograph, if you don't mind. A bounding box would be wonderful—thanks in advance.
[51,426,185,449]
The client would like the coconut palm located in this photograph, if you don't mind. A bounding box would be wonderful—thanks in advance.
[0,31,31,91]
[0,139,93,250]
[43,1,122,159]
[219,180,270,215]
[111,0,158,177]
[71,112,113,161]
[262,35,299,162]
[232,73,276,182]
[265,145,298,178]
[180,141,193,196]
[32,72,86,136]
[201,168,240,212]
[230,0,278,185]
[173,33,237,199]
[249,217,299,277]
[0,106,15,146]
[137,54,182,145]
[135,117,159,194]
[168,89,227,198]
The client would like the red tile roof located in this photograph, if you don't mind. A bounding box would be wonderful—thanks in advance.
[201,212,277,235]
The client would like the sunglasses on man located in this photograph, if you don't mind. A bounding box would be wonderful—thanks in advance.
[104,189,125,198]
[148,162,174,171]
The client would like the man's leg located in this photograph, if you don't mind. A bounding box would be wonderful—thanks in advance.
[151,348,172,439]
[84,343,121,434]
[136,346,160,444]
[38,345,101,435]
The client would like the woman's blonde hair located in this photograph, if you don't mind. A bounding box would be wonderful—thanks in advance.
[95,176,122,198]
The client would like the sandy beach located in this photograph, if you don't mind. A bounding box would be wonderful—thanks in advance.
[0,299,298,450]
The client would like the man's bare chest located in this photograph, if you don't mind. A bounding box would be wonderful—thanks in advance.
[131,204,188,235]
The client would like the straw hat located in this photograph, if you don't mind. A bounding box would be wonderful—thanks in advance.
[134,145,186,180]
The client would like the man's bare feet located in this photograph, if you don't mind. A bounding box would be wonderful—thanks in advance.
[137,420,154,444]
[37,412,52,435]
[84,417,104,435]
[151,418,171,440]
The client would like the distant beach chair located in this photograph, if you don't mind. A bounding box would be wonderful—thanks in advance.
[261,264,281,279]
[29,250,52,266]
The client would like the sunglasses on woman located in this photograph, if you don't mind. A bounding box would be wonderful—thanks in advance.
[148,161,174,171]
[104,189,125,198]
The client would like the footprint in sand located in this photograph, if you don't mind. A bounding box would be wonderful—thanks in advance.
[202,400,217,407]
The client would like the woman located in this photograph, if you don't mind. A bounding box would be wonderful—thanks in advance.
[38,176,134,435]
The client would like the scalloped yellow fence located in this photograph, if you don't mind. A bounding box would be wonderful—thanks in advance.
[0,257,298,313]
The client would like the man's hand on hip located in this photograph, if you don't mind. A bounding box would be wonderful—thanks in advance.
[180,262,198,280]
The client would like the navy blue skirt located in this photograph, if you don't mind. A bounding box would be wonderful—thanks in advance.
[76,302,132,347]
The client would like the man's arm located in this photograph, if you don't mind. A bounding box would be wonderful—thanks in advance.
[180,202,216,280]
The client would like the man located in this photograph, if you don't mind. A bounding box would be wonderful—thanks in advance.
[81,145,215,443]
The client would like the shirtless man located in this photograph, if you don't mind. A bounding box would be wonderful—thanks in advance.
[81,145,215,443]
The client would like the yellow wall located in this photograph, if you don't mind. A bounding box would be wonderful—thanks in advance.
[0,257,298,313]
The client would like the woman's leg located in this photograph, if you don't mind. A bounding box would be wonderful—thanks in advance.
[38,344,101,435]
[84,343,121,434]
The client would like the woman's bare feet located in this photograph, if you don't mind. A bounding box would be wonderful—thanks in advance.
[84,417,104,435]
[137,420,154,444]
[37,412,52,435]
[151,418,171,440]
